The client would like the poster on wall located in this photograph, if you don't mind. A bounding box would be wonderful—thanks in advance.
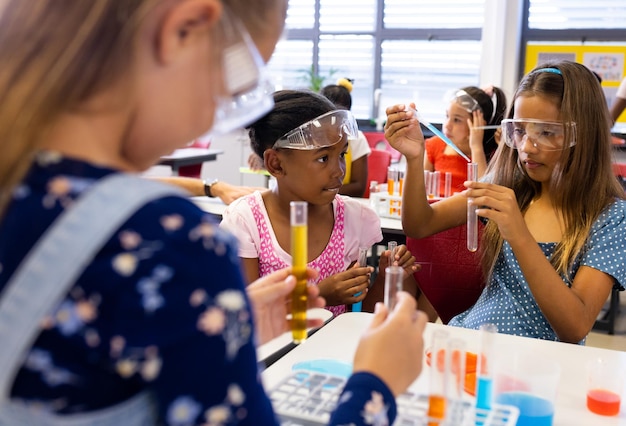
[525,43,626,125]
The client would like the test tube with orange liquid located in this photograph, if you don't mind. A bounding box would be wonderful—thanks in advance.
[428,330,449,426]
[387,167,397,195]
[290,201,308,343]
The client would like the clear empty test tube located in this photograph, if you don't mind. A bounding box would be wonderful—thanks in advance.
[290,201,308,343]
[446,338,466,426]
[427,329,449,426]
[444,172,452,198]
[467,162,478,252]
[424,171,432,195]
[383,265,403,310]
[358,246,369,267]
[475,323,498,422]
[387,240,398,266]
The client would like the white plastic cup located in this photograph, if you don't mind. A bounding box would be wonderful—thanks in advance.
[586,357,625,416]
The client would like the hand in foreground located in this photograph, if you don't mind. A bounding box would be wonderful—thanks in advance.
[317,265,373,307]
[384,103,425,160]
[247,267,325,345]
[352,292,428,396]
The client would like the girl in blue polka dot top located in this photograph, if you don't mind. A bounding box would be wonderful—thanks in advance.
[385,60,625,344]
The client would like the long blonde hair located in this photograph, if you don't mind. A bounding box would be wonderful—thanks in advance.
[482,61,625,281]
[0,0,282,218]
[0,1,160,216]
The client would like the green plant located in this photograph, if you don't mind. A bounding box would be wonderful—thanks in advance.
[298,65,339,92]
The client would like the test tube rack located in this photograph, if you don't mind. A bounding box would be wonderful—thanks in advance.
[370,191,403,219]
[268,370,519,426]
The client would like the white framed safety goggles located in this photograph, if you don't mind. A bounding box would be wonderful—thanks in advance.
[501,119,577,151]
[445,89,481,114]
[272,110,358,150]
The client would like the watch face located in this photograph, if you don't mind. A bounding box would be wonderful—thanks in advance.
[204,179,218,197]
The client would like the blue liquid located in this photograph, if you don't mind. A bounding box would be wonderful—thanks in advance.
[496,392,554,426]
[352,301,362,312]
[476,376,493,410]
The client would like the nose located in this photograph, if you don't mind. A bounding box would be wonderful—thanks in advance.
[519,134,539,152]
[443,117,453,133]
[332,157,346,180]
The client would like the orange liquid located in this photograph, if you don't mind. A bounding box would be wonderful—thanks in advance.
[587,389,621,416]
[427,394,446,426]
[399,177,404,196]
[387,179,395,195]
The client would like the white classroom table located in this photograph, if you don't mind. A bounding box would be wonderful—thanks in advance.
[262,312,626,426]
[256,308,333,366]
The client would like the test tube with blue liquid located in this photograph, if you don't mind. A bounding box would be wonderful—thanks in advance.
[475,323,498,424]
[467,162,478,252]
[290,201,308,343]
[352,246,369,313]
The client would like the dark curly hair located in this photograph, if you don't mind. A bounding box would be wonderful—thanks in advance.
[247,90,337,158]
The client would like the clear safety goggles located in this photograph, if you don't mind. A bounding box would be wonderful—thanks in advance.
[501,119,577,151]
[209,8,274,136]
[273,110,358,150]
[445,89,481,113]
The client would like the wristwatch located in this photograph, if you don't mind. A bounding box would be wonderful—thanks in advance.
[203,178,219,198]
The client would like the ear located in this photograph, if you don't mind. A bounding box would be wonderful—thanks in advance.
[264,150,285,177]
[157,0,222,65]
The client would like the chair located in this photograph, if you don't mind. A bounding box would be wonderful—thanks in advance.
[363,132,402,163]
[364,149,392,198]
[406,222,485,324]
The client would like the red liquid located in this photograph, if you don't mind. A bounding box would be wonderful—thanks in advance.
[427,394,446,426]
[587,389,621,416]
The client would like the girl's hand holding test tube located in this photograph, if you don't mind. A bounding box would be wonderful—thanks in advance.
[246,267,325,346]
[463,180,529,246]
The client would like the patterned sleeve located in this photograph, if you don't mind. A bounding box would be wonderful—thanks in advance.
[329,372,398,426]
[95,197,277,425]
[580,199,626,290]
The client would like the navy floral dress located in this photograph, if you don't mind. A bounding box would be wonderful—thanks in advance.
[0,152,397,426]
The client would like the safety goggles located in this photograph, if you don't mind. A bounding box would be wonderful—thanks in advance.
[273,110,358,150]
[501,119,577,151]
[445,89,481,114]
[210,8,274,136]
